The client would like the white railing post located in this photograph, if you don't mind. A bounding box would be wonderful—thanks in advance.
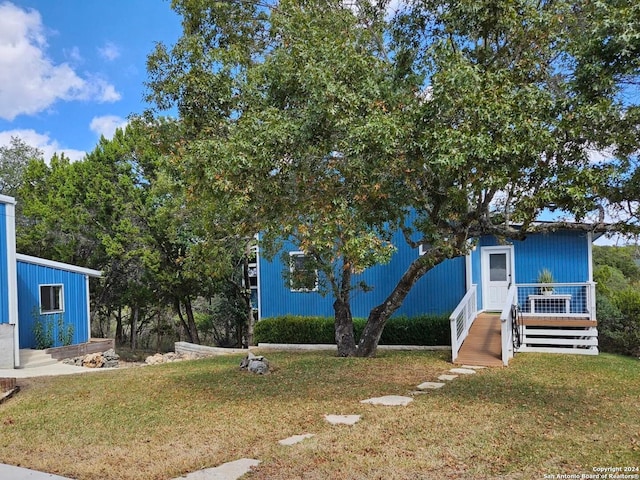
[449,285,477,363]
[500,285,517,366]
[588,282,597,321]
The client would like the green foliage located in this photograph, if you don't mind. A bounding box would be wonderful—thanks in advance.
[56,316,74,347]
[32,312,74,349]
[32,315,54,350]
[593,246,640,283]
[0,136,42,197]
[594,246,640,356]
[255,315,450,346]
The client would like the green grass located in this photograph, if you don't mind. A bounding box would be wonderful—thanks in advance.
[0,351,638,479]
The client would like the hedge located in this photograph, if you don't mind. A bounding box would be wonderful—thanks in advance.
[254,314,451,346]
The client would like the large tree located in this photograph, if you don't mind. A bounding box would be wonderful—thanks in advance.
[146,0,639,356]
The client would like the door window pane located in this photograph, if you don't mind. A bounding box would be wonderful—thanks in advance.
[489,254,507,281]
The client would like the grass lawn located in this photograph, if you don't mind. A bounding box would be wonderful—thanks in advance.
[0,350,638,480]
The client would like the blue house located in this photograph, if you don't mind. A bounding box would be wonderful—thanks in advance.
[256,227,599,366]
[0,195,101,369]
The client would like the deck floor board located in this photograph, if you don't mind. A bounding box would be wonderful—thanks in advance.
[455,313,503,367]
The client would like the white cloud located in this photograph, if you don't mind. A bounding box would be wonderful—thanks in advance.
[90,115,128,139]
[0,2,121,121]
[65,46,82,63]
[98,41,120,61]
[586,146,617,165]
[0,129,86,162]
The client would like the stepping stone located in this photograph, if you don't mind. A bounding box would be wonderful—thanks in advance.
[360,395,413,406]
[438,374,458,381]
[324,414,361,425]
[173,458,261,480]
[416,382,445,390]
[449,368,476,375]
[278,433,315,446]
[461,365,487,370]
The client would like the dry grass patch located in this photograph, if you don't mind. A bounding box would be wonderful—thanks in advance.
[0,350,637,480]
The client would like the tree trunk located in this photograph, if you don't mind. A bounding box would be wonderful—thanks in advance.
[334,267,356,356]
[174,299,192,343]
[130,306,138,350]
[334,297,356,356]
[242,253,255,347]
[357,249,448,357]
[184,297,201,345]
[115,306,123,346]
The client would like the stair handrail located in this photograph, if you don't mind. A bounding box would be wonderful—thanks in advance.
[500,284,518,366]
[450,284,477,363]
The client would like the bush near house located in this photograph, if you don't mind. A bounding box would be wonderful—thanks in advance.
[593,246,640,357]
[254,315,450,346]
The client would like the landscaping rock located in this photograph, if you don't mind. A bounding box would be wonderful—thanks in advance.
[361,395,414,406]
[449,368,477,375]
[324,414,361,425]
[145,352,201,365]
[416,382,446,390]
[278,433,315,446]
[239,352,270,375]
[62,350,120,368]
[82,352,104,368]
[171,458,261,480]
[102,349,120,368]
[145,353,166,365]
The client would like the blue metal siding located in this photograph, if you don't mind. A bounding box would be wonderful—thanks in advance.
[474,231,589,311]
[0,204,8,324]
[512,231,589,283]
[259,235,466,319]
[17,261,89,348]
[260,229,590,319]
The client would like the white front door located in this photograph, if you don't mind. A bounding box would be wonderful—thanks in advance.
[482,247,514,311]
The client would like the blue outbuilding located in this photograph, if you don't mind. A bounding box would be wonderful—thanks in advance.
[0,195,101,368]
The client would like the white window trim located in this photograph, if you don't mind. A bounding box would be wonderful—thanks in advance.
[39,284,65,314]
[289,251,319,292]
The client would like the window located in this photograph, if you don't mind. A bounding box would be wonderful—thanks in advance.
[289,252,318,292]
[40,285,64,314]
[418,242,430,256]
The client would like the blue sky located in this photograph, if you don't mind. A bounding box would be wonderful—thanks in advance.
[0,0,182,161]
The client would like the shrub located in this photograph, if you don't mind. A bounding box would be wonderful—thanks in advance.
[597,290,640,357]
[254,315,450,346]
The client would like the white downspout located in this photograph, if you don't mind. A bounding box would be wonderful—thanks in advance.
[587,231,597,321]
[465,251,472,292]
[85,275,91,343]
[5,199,19,367]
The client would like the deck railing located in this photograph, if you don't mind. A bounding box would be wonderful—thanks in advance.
[515,282,596,320]
[449,284,477,363]
[500,284,518,366]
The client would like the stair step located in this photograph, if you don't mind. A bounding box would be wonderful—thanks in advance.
[19,349,58,368]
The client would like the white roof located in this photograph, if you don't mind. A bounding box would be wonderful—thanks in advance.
[16,254,102,277]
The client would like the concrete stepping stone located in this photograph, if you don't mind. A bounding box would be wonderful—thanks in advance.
[438,374,458,381]
[416,382,445,390]
[278,433,315,446]
[461,365,487,370]
[173,458,261,480]
[324,414,361,425]
[360,395,413,406]
[449,368,476,375]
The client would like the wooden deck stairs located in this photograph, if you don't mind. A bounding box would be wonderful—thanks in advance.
[455,313,503,367]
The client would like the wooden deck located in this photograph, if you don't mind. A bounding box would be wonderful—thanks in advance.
[520,316,597,328]
[455,313,503,367]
